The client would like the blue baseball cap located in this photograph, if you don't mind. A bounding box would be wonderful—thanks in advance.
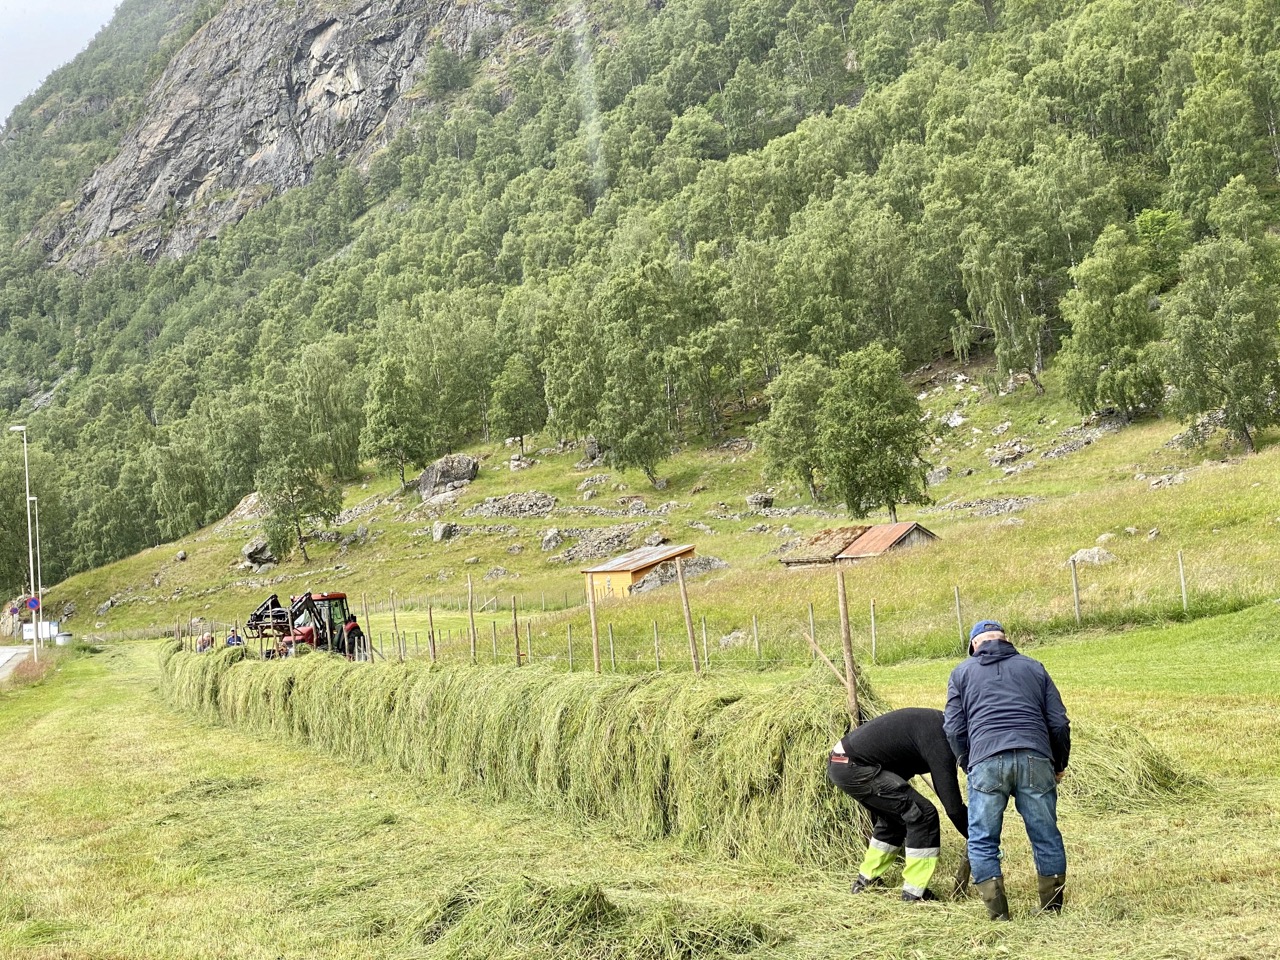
[969,620,1004,642]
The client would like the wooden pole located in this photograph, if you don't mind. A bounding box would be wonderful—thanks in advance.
[491,620,498,662]
[427,605,438,662]
[808,602,817,660]
[390,590,401,659]
[567,623,574,671]
[953,586,964,643]
[1178,549,1188,614]
[676,557,702,674]
[414,631,420,657]
[525,619,534,662]
[752,613,761,660]
[870,599,878,665]
[587,574,602,674]
[1070,558,1082,626]
[512,595,521,666]
[467,574,477,663]
[653,620,661,671]
[361,593,371,664]
[837,570,859,724]
[608,623,616,671]
[701,616,709,670]
[803,630,847,687]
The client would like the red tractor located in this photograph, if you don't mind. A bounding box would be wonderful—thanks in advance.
[245,591,354,657]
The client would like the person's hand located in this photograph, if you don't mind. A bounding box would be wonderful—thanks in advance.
[1055,769,1066,783]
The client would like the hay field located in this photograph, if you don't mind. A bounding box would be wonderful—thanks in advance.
[1,604,1277,959]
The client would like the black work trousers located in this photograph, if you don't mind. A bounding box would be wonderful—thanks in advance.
[827,757,941,852]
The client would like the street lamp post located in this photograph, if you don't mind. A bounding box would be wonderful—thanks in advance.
[31,495,44,648]
[8,425,37,663]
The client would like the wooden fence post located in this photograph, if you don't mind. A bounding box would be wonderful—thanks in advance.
[1070,558,1082,626]
[491,621,498,662]
[512,595,521,666]
[567,623,574,671]
[953,586,964,643]
[526,619,534,663]
[467,575,477,663]
[752,613,761,660]
[390,590,402,661]
[587,574,602,674]
[870,599,878,665]
[676,558,702,674]
[608,623,616,671]
[427,605,438,663]
[701,616,709,670]
[837,570,859,723]
[1178,549,1188,614]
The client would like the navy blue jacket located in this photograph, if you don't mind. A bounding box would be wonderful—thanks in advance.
[943,640,1071,773]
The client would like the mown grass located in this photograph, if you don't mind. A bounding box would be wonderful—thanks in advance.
[0,607,1277,959]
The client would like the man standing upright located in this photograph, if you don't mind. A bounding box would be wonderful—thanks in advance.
[944,620,1071,920]
[828,707,969,902]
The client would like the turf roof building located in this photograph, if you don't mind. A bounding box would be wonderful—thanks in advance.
[779,522,938,569]
[582,543,696,600]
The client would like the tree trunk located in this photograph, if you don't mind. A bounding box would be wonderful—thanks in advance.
[1240,423,1256,453]
[888,503,898,523]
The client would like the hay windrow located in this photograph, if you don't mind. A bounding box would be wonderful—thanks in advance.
[401,876,779,960]
[157,641,1197,865]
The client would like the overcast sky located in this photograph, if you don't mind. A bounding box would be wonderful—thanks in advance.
[0,0,121,126]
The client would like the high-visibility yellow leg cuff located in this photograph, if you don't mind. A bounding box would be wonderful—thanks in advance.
[901,855,938,897]
[859,838,902,880]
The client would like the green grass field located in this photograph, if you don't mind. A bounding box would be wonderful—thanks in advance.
[1,603,1277,959]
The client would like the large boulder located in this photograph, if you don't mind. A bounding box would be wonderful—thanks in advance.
[630,555,729,594]
[1069,547,1116,566]
[432,521,458,543]
[417,454,480,499]
[241,537,276,565]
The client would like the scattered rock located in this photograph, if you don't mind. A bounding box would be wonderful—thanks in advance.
[509,455,536,471]
[540,528,565,552]
[96,598,115,616]
[935,496,1043,517]
[1125,527,1139,535]
[257,562,276,574]
[557,523,652,563]
[718,630,749,650]
[988,439,1034,467]
[1096,532,1115,544]
[464,556,480,565]
[687,521,717,535]
[926,466,951,487]
[630,555,730,594]
[991,421,1013,437]
[691,484,708,494]
[464,491,557,519]
[1070,547,1116,566]
[942,410,966,429]
[577,474,610,491]
[176,550,187,562]
[575,436,605,469]
[416,454,480,500]
[1147,527,1160,541]
[432,521,458,543]
[643,532,670,547]
[747,523,771,534]
[998,516,1025,527]
[1150,473,1187,490]
[1166,410,1227,448]
[506,544,524,554]
[483,566,512,580]
[746,493,774,510]
[717,437,753,453]
[241,537,276,565]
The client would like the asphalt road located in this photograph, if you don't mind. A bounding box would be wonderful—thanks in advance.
[0,645,32,683]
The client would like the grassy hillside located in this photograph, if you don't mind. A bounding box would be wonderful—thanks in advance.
[45,362,1280,675]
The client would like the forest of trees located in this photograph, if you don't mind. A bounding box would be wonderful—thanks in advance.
[2,0,1280,594]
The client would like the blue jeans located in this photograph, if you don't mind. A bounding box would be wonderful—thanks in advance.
[967,749,1066,883]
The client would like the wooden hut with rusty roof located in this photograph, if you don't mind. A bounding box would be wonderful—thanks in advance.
[779,522,937,569]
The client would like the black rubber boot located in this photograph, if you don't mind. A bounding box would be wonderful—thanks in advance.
[1037,874,1066,913]
[901,888,939,902]
[975,877,1010,921]
[850,874,883,895]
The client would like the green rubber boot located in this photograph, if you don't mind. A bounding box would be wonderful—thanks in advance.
[1037,874,1066,913]
[975,877,1010,921]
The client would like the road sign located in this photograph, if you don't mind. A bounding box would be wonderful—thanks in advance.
[26,596,40,611]
[7,606,17,616]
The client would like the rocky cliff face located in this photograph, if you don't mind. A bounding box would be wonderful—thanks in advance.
[45,0,512,269]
